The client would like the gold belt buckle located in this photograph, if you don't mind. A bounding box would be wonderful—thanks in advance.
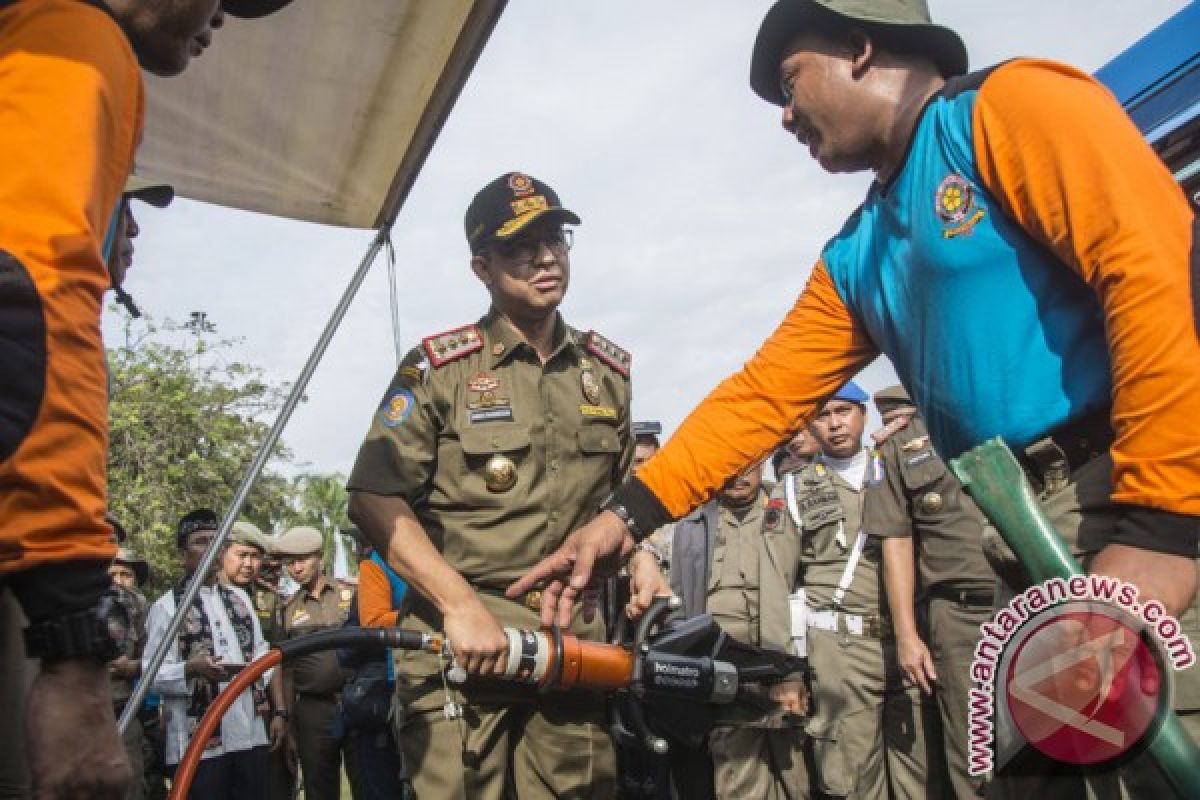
[524,590,542,612]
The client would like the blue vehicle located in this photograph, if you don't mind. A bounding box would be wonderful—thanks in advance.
[1096,0,1200,210]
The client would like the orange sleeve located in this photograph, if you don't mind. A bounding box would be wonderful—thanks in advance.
[638,261,878,517]
[0,0,144,583]
[973,59,1200,515]
[358,560,401,628]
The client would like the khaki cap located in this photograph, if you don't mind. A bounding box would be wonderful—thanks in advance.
[229,520,270,553]
[275,526,325,556]
[873,384,917,412]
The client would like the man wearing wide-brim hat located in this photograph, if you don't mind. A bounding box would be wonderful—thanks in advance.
[517,2,1200,799]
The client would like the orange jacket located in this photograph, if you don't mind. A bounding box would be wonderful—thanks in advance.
[0,1,143,613]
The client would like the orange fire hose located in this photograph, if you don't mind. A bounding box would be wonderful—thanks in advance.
[167,649,282,800]
[166,627,634,799]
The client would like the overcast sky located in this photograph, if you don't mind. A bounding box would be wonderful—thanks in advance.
[105,0,1190,480]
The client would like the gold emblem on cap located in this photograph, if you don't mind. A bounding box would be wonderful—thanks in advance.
[492,342,505,357]
[919,491,944,515]
[484,454,518,493]
[581,370,601,405]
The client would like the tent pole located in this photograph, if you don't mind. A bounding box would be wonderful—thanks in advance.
[120,227,390,734]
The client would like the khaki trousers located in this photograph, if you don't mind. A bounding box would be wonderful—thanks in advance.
[396,699,615,800]
[805,625,934,799]
[709,725,813,800]
[982,454,1200,800]
[929,596,993,799]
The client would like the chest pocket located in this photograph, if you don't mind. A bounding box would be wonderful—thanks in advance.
[578,422,621,455]
[798,484,845,555]
[897,439,945,491]
[459,423,532,460]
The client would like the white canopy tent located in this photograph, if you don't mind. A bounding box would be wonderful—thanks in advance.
[138,0,505,229]
[124,0,508,733]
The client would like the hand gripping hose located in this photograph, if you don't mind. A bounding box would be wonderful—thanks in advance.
[951,438,1200,797]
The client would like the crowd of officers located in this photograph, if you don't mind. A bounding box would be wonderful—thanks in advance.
[82,155,1200,800]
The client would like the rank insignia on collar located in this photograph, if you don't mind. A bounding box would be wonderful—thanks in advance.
[585,331,631,378]
[581,370,602,404]
[422,325,483,368]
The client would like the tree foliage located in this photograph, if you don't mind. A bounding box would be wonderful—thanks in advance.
[107,314,348,590]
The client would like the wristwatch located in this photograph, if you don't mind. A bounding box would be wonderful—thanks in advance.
[600,495,647,542]
[23,590,126,663]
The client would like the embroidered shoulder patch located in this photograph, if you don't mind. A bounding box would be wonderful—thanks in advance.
[422,325,483,368]
[585,331,631,378]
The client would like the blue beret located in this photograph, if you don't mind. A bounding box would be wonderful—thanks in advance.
[832,381,869,405]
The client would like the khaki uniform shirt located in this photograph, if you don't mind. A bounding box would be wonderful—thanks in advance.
[281,577,353,695]
[109,584,147,705]
[706,497,765,645]
[862,417,994,593]
[347,309,633,705]
[783,457,883,616]
[251,582,285,646]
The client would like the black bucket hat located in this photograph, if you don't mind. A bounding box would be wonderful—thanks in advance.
[750,0,968,106]
[222,0,294,19]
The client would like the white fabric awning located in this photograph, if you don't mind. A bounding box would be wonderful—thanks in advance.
[137,0,506,229]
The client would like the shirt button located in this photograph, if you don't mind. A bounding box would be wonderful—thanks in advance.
[550,460,560,471]
[545,412,555,423]
[549,511,560,522]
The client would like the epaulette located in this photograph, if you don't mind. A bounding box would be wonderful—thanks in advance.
[422,324,483,368]
[585,330,631,378]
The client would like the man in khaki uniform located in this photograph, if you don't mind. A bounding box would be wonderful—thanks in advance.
[864,385,993,798]
[347,172,632,800]
[663,462,812,799]
[276,526,353,800]
[783,382,932,799]
[108,545,150,800]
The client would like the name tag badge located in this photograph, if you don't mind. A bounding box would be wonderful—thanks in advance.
[469,406,515,424]
[579,404,617,420]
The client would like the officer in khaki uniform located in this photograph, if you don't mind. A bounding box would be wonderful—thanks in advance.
[347,172,632,800]
[864,386,993,798]
[783,382,932,799]
[663,462,813,799]
[108,546,151,800]
[276,526,353,800]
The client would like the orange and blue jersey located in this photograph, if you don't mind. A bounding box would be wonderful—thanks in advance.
[0,0,143,617]
[636,59,1200,534]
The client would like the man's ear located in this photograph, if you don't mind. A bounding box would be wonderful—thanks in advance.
[470,253,492,287]
[846,30,874,78]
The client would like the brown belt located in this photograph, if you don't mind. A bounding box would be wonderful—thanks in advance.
[476,586,545,613]
[1015,406,1113,494]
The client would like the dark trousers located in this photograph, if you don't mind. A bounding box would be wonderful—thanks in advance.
[294,693,348,800]
[177,745,267,800]
[346,725,409,800]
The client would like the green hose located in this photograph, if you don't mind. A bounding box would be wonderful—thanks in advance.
[950,438,1200,797]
